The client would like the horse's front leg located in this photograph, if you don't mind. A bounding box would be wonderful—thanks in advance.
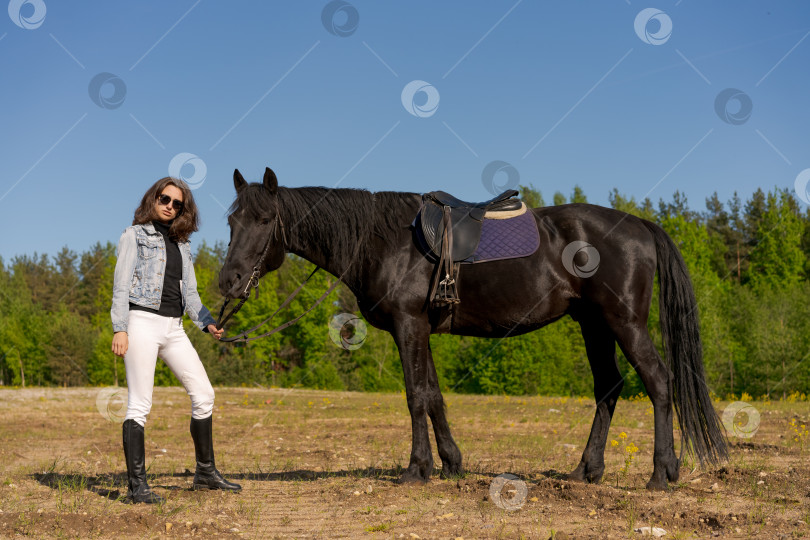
[392,315,437,484]
[425,343,463,479]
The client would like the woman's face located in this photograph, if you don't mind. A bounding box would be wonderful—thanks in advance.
[154,184,184,223]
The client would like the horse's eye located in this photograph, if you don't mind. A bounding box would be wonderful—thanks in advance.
[261,218,271,226]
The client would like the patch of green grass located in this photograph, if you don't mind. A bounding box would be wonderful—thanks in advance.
[235,498,262,526]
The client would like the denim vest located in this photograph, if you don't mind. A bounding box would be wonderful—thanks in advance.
[111,223,216,333]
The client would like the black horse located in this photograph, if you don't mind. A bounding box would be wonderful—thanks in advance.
[218,168,727,490]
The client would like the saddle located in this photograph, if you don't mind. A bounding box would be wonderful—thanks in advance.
[418,189,523,305]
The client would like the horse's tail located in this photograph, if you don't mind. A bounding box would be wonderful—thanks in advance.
[642,220,728,465]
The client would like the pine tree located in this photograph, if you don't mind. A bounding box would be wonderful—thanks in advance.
[518,184,544,208]
[570,186,587,204]
[747,189,804,288]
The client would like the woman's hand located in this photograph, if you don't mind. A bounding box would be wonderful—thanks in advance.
[207,324,224,340]
[112,332,128,357]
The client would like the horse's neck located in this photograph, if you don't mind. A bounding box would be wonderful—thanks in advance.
[287,234,342,277]
[283,202,361,285]
[280,189,419,291]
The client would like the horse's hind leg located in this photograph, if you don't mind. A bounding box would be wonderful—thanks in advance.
[609,321,679,490]
[567,316,622,484]
[425,344,463,479]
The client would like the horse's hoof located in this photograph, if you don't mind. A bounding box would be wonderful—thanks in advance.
[666,461,680,483]
[565,464,603,484]
[645,478,670,491]
[584,470,604,484]
[439,467,464,480]
[397,470,428,485]
[564,470,585,483]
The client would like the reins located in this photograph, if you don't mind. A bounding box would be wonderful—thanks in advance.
[216,206,361,344]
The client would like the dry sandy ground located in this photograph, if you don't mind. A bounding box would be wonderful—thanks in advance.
[0,387,808,539]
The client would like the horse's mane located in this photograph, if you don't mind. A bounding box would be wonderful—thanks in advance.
[229,184,418,269]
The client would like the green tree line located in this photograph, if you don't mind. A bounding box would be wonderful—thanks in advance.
[1,186,808,398]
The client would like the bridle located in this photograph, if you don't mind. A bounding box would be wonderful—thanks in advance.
[216,208,287,331]
[216,205,359,343]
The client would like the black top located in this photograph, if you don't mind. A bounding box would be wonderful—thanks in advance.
[130,221,184,318]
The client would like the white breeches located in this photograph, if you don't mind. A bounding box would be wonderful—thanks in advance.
[123,310,215,426]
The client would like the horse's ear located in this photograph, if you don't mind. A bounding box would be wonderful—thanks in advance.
[263,167,278,195]
[234,169,247,193]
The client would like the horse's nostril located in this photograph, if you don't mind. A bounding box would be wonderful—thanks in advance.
[232,274,242,292]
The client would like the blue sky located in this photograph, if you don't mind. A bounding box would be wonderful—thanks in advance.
[1,1,809,259]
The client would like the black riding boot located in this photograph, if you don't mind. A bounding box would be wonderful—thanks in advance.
[122,419,164,504]
[190,415,241,492]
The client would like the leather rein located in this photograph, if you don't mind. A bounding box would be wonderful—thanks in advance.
[215,209,357,344]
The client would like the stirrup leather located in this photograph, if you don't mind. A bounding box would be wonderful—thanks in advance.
[429,206,462,305]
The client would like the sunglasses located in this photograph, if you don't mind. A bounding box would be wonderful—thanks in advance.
[157,193,184,211]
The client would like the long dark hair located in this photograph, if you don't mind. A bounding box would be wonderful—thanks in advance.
[132,177,199,243]
[642,220,728,465]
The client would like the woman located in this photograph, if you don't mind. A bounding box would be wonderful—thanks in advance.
[110,177,240,504]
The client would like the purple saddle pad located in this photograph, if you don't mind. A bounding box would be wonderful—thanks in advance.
[469,210,540,263]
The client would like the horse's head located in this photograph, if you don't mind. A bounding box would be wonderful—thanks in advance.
[219,167,287,299]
